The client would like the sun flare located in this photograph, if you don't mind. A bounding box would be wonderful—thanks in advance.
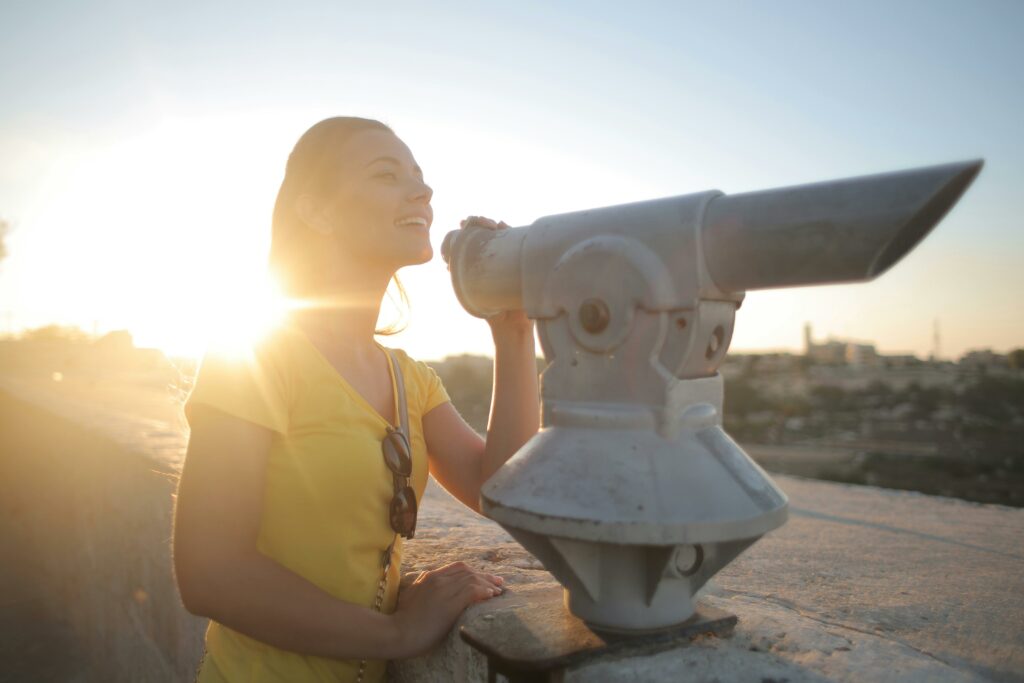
[191,275,293,359]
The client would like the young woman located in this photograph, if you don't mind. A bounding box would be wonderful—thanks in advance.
[172,117,540,682]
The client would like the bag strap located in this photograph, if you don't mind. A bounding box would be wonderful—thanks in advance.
[387,349,410,438]
[357,348,408,683]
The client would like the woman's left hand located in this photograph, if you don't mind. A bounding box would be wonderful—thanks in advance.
[459,215,534,339]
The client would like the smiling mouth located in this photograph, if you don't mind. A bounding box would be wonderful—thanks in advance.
[395,216,430,230]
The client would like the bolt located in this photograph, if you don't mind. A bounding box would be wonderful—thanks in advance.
[673,544,704,577]
[705,325,725,360]
[579,298,611,334]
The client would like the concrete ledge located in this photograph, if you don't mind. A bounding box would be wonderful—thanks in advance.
[393,477,1023,682]
[3,376,1020,681]
[0,387,206,682]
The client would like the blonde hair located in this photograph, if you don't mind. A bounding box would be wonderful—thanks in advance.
[268,117,409,335]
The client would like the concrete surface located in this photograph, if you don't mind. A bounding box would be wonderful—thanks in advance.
[395,474,1023,682]
[2,374,1021,682]
[0,379,205,682]
[0,509,89,683]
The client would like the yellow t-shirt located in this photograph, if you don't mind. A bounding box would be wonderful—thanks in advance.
[183,319,450,683]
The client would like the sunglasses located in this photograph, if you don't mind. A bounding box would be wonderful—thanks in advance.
[382,425,417,539]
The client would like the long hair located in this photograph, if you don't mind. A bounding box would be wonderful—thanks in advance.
[269,117,410,335]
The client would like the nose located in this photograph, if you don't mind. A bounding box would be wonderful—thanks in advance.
[409,178,433,204]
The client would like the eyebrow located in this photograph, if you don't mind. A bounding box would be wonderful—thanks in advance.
[364,155,423,176]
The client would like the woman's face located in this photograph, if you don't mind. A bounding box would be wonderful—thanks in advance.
[316,128,434,271]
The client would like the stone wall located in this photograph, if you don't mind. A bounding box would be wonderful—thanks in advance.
[0,390,207,682]
[4,378,1022,682]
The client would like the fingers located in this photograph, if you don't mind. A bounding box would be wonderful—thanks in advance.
[404,570,426,587]
[429,562,505,587]
[432,567,506,604]
[467,572,504,596]
[461,574,504,606]
[480,571,504,587]
[460,215,508,231]
[432,560,473,576]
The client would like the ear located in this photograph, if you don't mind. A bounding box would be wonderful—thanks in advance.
[295,193,334,237]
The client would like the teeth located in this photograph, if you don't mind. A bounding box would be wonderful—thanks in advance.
[396,217,428,227]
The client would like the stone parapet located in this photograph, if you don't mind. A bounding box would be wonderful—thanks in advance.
[394,477,1023,682]
[2,375,1020,682]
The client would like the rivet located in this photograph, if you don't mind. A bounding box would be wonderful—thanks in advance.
[706,325,725,359]
[579,298,611,334]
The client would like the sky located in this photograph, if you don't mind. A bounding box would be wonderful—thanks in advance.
[1,1,1021,361]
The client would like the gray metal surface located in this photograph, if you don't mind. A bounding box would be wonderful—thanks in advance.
[701,160,983,291]
[441,159,982,632]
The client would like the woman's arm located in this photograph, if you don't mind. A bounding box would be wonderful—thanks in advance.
[480,315,540,484]
[424,216,541,513]
[173,404,500,660]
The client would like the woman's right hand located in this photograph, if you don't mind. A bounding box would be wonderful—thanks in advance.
[391,561,505,658]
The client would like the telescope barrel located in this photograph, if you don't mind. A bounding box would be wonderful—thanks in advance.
[441,224,528,318]
[441,160,984,317]
[700,160,983,292]
[439,158,982,632]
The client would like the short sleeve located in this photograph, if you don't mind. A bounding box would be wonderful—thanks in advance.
[418,360,451,415]
[185,343,290,435]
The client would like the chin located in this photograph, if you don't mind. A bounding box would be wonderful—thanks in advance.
[411,244,434,265]
[394,245,433,269]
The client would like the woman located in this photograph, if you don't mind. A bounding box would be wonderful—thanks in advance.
[172,116,540,682]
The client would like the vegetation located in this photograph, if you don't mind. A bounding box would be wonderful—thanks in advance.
[0,217,10,264]
[15,324,93,343]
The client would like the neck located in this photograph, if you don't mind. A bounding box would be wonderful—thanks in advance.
[288,260,396,356]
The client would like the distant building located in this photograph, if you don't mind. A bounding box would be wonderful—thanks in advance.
[803,323,879,366]
[959,349,1008,370]
[723,352,801,379]
[845,343,879,367]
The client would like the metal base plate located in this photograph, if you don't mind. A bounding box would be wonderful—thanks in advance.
[460,586,736,682]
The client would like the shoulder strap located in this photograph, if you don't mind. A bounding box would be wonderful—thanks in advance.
[357,348,407,683]
[386,349,410,437]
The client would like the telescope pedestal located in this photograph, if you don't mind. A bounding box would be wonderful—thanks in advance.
[441,158,983,639]
[460,585,736,682]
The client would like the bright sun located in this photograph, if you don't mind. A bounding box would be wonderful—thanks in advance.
[193,275,293,358]
[121,269,295,360]
[22,115,307,360]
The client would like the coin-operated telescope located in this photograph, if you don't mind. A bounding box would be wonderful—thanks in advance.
[441,160,981,633]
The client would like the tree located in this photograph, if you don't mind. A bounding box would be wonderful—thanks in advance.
[1009,348,1024,370]
[723,376,767,418]
[20,324,91,343]
[0,218,9,264]
[810,384,847,412]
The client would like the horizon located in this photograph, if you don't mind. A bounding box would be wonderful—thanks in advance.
[3,320,1013,366]
[1,2,1021,361]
